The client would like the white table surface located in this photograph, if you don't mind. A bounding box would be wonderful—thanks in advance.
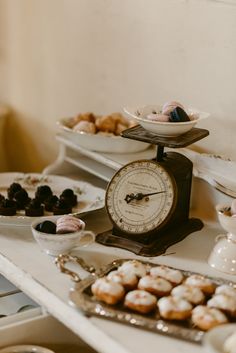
[0,172,235,353]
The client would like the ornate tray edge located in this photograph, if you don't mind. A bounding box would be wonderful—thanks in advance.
[69,259,236,344]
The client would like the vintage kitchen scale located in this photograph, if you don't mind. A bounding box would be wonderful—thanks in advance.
[96,125,209,256]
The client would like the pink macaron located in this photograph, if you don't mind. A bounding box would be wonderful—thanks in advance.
[56,215,84,234]
[162,101,185,116]
[146,113,169,122]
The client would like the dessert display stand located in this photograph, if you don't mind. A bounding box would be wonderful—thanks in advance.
[42,132,156,182]
[0,130,235,353]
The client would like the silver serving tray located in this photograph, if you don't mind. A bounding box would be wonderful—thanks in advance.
[68,259,236,344]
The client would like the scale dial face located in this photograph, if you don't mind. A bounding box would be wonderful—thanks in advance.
[106,160,176,235]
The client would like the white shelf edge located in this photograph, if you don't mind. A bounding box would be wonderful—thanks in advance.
[65,156,114,182]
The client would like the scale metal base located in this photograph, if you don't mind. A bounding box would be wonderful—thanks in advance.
[96,218,203,257]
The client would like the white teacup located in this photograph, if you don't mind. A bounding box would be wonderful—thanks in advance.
[208,204,236,274]
[31,216,95,256]
[0,345,54,353]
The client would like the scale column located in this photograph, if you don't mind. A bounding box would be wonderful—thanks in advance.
[156,145,165,162]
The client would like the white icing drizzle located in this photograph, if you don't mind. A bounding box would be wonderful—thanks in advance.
[185,274,213,287]
[207,294,236,311]
[150,265,183,284]
[215,284,236,298]
[192,305,227,323]
[107,270,137,286]
[92,278,124,296]
[171,284,204,304]
[118,260,147,278]
[138,275,172,292]
[158,296,192,312]
[125,290,157,306]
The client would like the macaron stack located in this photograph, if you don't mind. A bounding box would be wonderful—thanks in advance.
[36,215,84,234]
[146,101,190,123]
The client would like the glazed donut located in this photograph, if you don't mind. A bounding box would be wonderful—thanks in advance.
[215,284,236,298]
[107,270,138,291]
[124,289,157,314]
[95,115,117,133]
[184,274,215,295]
[157,296,192,320]
[115,123,128,135]
[207,294,236,318]
[118,260,147,278]
[171,284,205,305]
[78,112,96,123]
[91,278,125,305]
[65,112,95,129]
[138,275,172,297]
[150,265,183,286]
[191,305,228,331]
[73,121,96,134]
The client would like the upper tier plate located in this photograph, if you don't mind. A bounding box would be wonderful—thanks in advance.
[0,173,105,226]
[57,117,150,153]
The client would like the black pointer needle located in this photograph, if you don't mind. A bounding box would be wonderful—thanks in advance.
[124,191,165,203]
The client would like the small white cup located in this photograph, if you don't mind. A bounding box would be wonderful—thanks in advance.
[31,217,95,256]
[208,204,236,274]
[0,345,54,353]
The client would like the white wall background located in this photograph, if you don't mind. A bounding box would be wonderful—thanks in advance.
[0,0,235,171]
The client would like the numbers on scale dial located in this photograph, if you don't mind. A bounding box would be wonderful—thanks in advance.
[106,160,175,234]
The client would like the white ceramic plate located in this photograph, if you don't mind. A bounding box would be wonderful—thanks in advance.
[0,173,105,226]
[57,118,150,153]
[124,105,210,137]
[0,345,54,353]
[203,323,236,353]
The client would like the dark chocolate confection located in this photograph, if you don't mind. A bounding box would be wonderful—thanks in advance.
[13,189,31,209]
[0,199,17,216]
[52,199,72,215]
[7,182,22,199]
[60,188,77,207]
[169,107,190,122]
[36,220,56,234]
[44,195,59,212]
[0,194,5,203]
[25,199,44,217]
[35,185,53,202]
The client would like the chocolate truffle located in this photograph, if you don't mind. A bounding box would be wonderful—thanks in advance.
[25,199,44,217]
[52,199,72,215]
[44,195,59,212]
[60,188,77,207]
[35,185,53,202]
[13,189,30,209]
[0,199,17,216]
[7,183,22,199]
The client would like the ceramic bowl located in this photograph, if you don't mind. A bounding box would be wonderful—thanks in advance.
[203,323,236,353]
[57,117,150,153]
[31,216,95,256]
[0,345,54,353]
[124,105,209,137]
[208,204,236,275]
